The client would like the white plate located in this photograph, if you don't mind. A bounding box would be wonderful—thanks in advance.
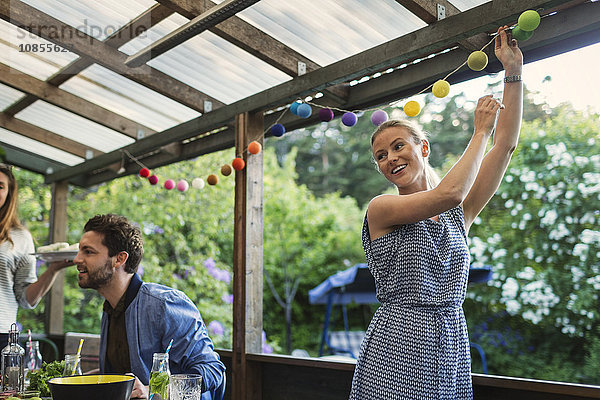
[31,251,78,262]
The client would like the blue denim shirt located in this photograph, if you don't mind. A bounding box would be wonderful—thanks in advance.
[99,274,226,400]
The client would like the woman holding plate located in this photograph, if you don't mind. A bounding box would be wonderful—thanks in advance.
[0,163,71,348]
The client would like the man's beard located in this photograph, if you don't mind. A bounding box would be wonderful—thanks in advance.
[78,259,114,289]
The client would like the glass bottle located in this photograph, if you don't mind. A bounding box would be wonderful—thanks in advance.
[62,354,82,376]
[25,340,43,372]
[24,340,43,386]
[149,353,170,400]
[1,323,25,392]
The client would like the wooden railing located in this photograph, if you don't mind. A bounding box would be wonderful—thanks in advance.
[216,350,600,400]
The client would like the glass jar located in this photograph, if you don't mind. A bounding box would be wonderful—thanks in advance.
[1,323,25,392]
[62,354,82,376]
[149,353,170,400]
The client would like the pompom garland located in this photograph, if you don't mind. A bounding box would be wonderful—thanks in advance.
[123,15,541,195]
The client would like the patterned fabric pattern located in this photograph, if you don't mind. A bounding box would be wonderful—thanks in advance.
[349,207,473,400]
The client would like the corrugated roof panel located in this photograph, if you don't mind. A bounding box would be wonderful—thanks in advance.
[0,20,79,80]
[119,13,291,105]
[15,100,135,152]
[59,64,200,132]
[0,128,83,166]
[449,0,491,12]
[0,83,24,110]
[232,0,427,67]
[22,0,156,41]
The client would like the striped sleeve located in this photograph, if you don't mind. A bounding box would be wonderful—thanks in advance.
[10,229,38,309]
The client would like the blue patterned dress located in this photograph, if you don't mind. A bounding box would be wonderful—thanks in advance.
[349,206,473,400]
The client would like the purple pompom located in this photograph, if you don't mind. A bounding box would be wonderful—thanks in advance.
[318,108,334,122]
[341,112,357,127]
[271,123,285,137]
[371,110,388,126]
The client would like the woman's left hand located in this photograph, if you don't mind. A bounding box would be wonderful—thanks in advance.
[495,26,523,73]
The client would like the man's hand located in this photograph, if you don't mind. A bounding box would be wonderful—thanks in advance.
[126,373,149,399]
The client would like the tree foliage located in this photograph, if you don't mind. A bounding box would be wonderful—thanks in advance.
[466,105,600,382]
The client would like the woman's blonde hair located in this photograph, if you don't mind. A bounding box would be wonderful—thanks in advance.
[371,119,440,189]
[0,163,23,246]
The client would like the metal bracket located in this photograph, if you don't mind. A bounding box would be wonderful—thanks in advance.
[137,129,145,139]
[437,4,446,20]
[204,100,213,113]
[85,149,94,159]
[298,61,306,76]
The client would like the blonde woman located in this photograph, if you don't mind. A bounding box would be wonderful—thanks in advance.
[350,26,523,399]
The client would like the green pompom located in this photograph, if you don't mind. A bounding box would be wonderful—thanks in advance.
[518,10,541,31]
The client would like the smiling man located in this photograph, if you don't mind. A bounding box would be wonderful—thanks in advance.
[73,214,225,399]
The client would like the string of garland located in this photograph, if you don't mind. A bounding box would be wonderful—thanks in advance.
[270,10,540,133]
[125,10,541,192]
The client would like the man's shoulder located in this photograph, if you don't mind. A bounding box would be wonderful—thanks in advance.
[137,282,191,305]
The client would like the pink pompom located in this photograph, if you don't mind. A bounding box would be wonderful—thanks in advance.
[177,179,189,192]
[164,179,175,190]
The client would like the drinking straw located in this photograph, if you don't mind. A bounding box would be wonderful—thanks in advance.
[71,338,84,375]
[28,329,34,367]
[160,338,174,372]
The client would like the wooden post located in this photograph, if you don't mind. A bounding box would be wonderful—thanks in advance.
[233,111,264,400]
[245,112,263,399]
[45,180,68,335]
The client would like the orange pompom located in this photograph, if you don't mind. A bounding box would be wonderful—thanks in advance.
[232,158,245,171]
[248,141,262,155]
[207,174,219,185]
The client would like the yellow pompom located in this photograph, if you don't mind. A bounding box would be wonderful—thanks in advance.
[432,80,450,98]
[467,51,488,71]
[404,101,421,117]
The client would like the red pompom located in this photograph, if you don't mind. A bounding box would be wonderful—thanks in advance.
[232,158,245,171]
[139,168,150,178]
[148,175,159,185]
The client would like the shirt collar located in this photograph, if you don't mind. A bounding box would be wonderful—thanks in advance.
[124,273,143,309]
[103,273,143,313]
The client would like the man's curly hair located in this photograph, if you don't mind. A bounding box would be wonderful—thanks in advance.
[83,214,144,274]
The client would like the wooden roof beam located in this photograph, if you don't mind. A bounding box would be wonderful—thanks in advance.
[0,0,223,113]
[0,63,155,139]
[4,4,175,116]
[397,0,490,51]
[0,113,103,158]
